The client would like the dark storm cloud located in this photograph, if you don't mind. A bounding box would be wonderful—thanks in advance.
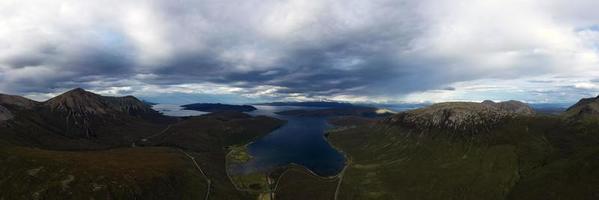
[1,0,599,103]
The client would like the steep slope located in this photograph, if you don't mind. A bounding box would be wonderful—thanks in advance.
[0,88,170,149]
[44,88,156,116]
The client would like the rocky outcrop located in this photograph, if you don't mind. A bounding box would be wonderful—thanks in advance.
[102,96,156,115]
[0,105,13,122]
[482,100,535,116]
[387,101,534,132]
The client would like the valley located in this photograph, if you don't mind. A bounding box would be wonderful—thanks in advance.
[1,89,599,199]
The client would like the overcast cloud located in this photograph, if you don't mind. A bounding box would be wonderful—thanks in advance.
[1,0,599,103]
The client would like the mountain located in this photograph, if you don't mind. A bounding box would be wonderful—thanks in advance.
[0,88,171,149]
[563,95,599,119]
[3,88,599,199]
[181,103,257,112]
[324,98,599,200]
[0,105,13,122]
[387,101,534,132]
[0,88,285,199]
[0,93,39,109]
[28,88,166,142]
[44,88,157,116]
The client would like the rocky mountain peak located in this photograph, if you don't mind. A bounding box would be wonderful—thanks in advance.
[44,88,110,114]
[387,101,534,132]
[43,88,154,116]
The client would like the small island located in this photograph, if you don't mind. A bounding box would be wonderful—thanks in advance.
[181,103,257,112]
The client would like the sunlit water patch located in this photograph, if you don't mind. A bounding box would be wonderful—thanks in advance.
[152,104,208,117]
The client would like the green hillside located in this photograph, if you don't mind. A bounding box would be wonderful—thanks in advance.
[328,115,599,199]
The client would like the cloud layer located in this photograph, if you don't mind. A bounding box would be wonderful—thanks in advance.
[1,0,599,103]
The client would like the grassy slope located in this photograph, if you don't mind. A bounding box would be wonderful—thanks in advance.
[328,116,599,199]
[0,111,284,199]
[275,165,339,200]
[0,143,206,200]
[148,113,286,199]
[0,108,169,150]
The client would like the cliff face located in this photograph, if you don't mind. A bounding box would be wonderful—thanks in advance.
[387,101,534,132]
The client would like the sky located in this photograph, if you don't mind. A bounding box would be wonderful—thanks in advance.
[1,0,599,104]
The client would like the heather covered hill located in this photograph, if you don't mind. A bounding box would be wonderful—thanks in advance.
[0,93,39,109]
[0,88,172,149]
[387,101,534,132]
[274,165,339,200]
[140,112,285,199]
[43,88,163,118]
[0,89,286,199]
[326,99,599,200]
[3,88,599,199]
[0,143,207,200]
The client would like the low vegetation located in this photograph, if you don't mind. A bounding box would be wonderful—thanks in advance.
[0,143,206,200]
[328,115,599,199]
[274,165,339,200]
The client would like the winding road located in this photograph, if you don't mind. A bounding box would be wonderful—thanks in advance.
[134,125,212,199]
[179,149,212,200]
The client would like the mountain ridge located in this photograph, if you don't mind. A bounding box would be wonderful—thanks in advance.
[563,95,599,119]
[0,93,39,109]
[43,88,155,116]
[387,100,535,132]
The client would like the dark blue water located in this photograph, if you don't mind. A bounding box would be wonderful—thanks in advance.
[232,105,346,176]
